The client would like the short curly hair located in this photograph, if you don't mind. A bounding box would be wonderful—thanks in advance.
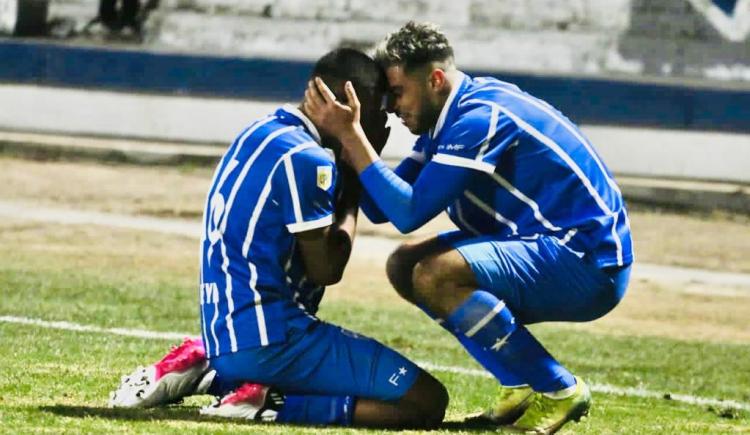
[374,21,454,72]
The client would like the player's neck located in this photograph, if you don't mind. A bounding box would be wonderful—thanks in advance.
[436,69,462,110]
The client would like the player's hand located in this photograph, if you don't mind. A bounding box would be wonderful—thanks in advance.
[304,77,361,140]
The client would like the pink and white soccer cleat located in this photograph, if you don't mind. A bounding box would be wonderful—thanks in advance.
[109,337,215,408]
[200,382,284,421]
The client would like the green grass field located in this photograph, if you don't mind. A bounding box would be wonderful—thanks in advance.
[0,221,749,434]
[1,158,749,434]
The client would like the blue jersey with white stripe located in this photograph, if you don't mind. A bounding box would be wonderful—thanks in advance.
[410,73,633,268]
[200,105,336,358]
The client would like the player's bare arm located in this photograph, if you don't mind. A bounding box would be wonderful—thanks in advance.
[295,164,360,286]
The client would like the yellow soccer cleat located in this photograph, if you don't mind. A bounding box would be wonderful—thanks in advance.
[481,384,535,425]
[512,377,591,434]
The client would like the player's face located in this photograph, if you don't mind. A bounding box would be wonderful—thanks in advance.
[358,88,390,154]
[385,65,442,135]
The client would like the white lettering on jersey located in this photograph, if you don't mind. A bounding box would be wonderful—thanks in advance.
[206,193,225,261]
[437,144,465,151]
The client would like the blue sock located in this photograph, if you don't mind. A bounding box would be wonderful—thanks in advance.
[446,290,575,393]
[501,325,577,392]
[276,395,355,426]
[418,303,526,387]
[205,371,233,397]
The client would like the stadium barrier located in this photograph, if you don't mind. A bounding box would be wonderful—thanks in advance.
[1,38,749,133]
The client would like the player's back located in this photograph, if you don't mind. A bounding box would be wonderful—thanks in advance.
[423,74,633,268]
[199,106,337,357]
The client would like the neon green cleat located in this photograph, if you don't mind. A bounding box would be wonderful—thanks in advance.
[512,377,591,434]
[480,385,534,425]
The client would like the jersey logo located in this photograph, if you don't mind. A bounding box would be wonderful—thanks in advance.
[316,166,332,190]
[437,144,465,151]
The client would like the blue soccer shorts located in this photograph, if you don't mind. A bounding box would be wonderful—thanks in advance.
[209,315,420,402]
[438,230,632,325]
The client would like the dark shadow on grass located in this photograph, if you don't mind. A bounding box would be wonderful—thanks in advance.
[40,405,216,423]
[39,405,512,432]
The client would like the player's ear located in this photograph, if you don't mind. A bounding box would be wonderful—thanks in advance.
[428,69,447,92]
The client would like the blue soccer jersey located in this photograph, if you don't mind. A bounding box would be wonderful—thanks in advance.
[361,72,633,268]
[200,105,336,358]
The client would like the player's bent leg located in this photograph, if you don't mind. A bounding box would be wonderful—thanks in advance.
[201,370,447,429]
[411,247,478,318]
[109,337,215,408]
[387,232,536,422]
[409,247,541,424]
[354,369,448,428]
[204,319,448,429]
[385,234,453,305]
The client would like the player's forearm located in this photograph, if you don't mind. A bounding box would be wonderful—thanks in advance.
[324,205,358,282]
[360,192,389,224]
[319,229,353,285]
[340,124,380,174]
[359,162,425,233]
[334,164,361,238]
[359,157,425,224]
[315,165,360,285]
[358,161,472,234]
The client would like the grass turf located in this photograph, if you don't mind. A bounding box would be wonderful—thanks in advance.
[0,222,748,434]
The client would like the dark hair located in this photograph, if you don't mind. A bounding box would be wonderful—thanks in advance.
[312,48,386,103]
[374,21,454,72]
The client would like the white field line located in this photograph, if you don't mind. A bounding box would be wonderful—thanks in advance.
[2,315,749,412]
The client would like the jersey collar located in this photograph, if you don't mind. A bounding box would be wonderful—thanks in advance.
[282,104,322,144]
[430,71,468,140]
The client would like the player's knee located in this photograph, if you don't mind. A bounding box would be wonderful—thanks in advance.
[422,379,449,427]
[411,260,435,301]
[400,372,448,428]
[386,244,417,303]
[412,255,454,303]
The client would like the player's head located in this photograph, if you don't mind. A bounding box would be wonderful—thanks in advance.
[374,21,455,135]
[308,48,388,150]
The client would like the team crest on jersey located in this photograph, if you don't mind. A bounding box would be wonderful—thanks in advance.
[317,166,332,190]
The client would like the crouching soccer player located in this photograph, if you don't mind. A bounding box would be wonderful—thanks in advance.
[109,48,448,429]
[304,22,633,434]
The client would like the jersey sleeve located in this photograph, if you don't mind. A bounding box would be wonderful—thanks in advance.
[276,147,337,233]
[431,101,518,174]
[359,154,425,223]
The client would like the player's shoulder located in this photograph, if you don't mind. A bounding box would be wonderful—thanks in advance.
[451,77,520,128]
[449,98,495,134]
[456,76,519,108]
[235,112,319,149]
[289,144,336,168]
[462,76,518,99]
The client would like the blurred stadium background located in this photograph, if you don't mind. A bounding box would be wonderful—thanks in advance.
[0,0,749,433]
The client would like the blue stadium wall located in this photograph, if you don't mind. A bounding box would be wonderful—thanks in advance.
[2,39,749,133]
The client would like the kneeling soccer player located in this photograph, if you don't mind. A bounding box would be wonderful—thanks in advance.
[304,22,634,434]
[109,48,448,429]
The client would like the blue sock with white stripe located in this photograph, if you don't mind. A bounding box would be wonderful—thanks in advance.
[446,290,575,393]
[417,303,526,387]
[276,395,355,426]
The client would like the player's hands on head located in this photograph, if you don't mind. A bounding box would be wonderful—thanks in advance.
[304,77,362,141]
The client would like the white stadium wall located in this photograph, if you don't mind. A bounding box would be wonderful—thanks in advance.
[1,0,747,183]
[47,0,750,82]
